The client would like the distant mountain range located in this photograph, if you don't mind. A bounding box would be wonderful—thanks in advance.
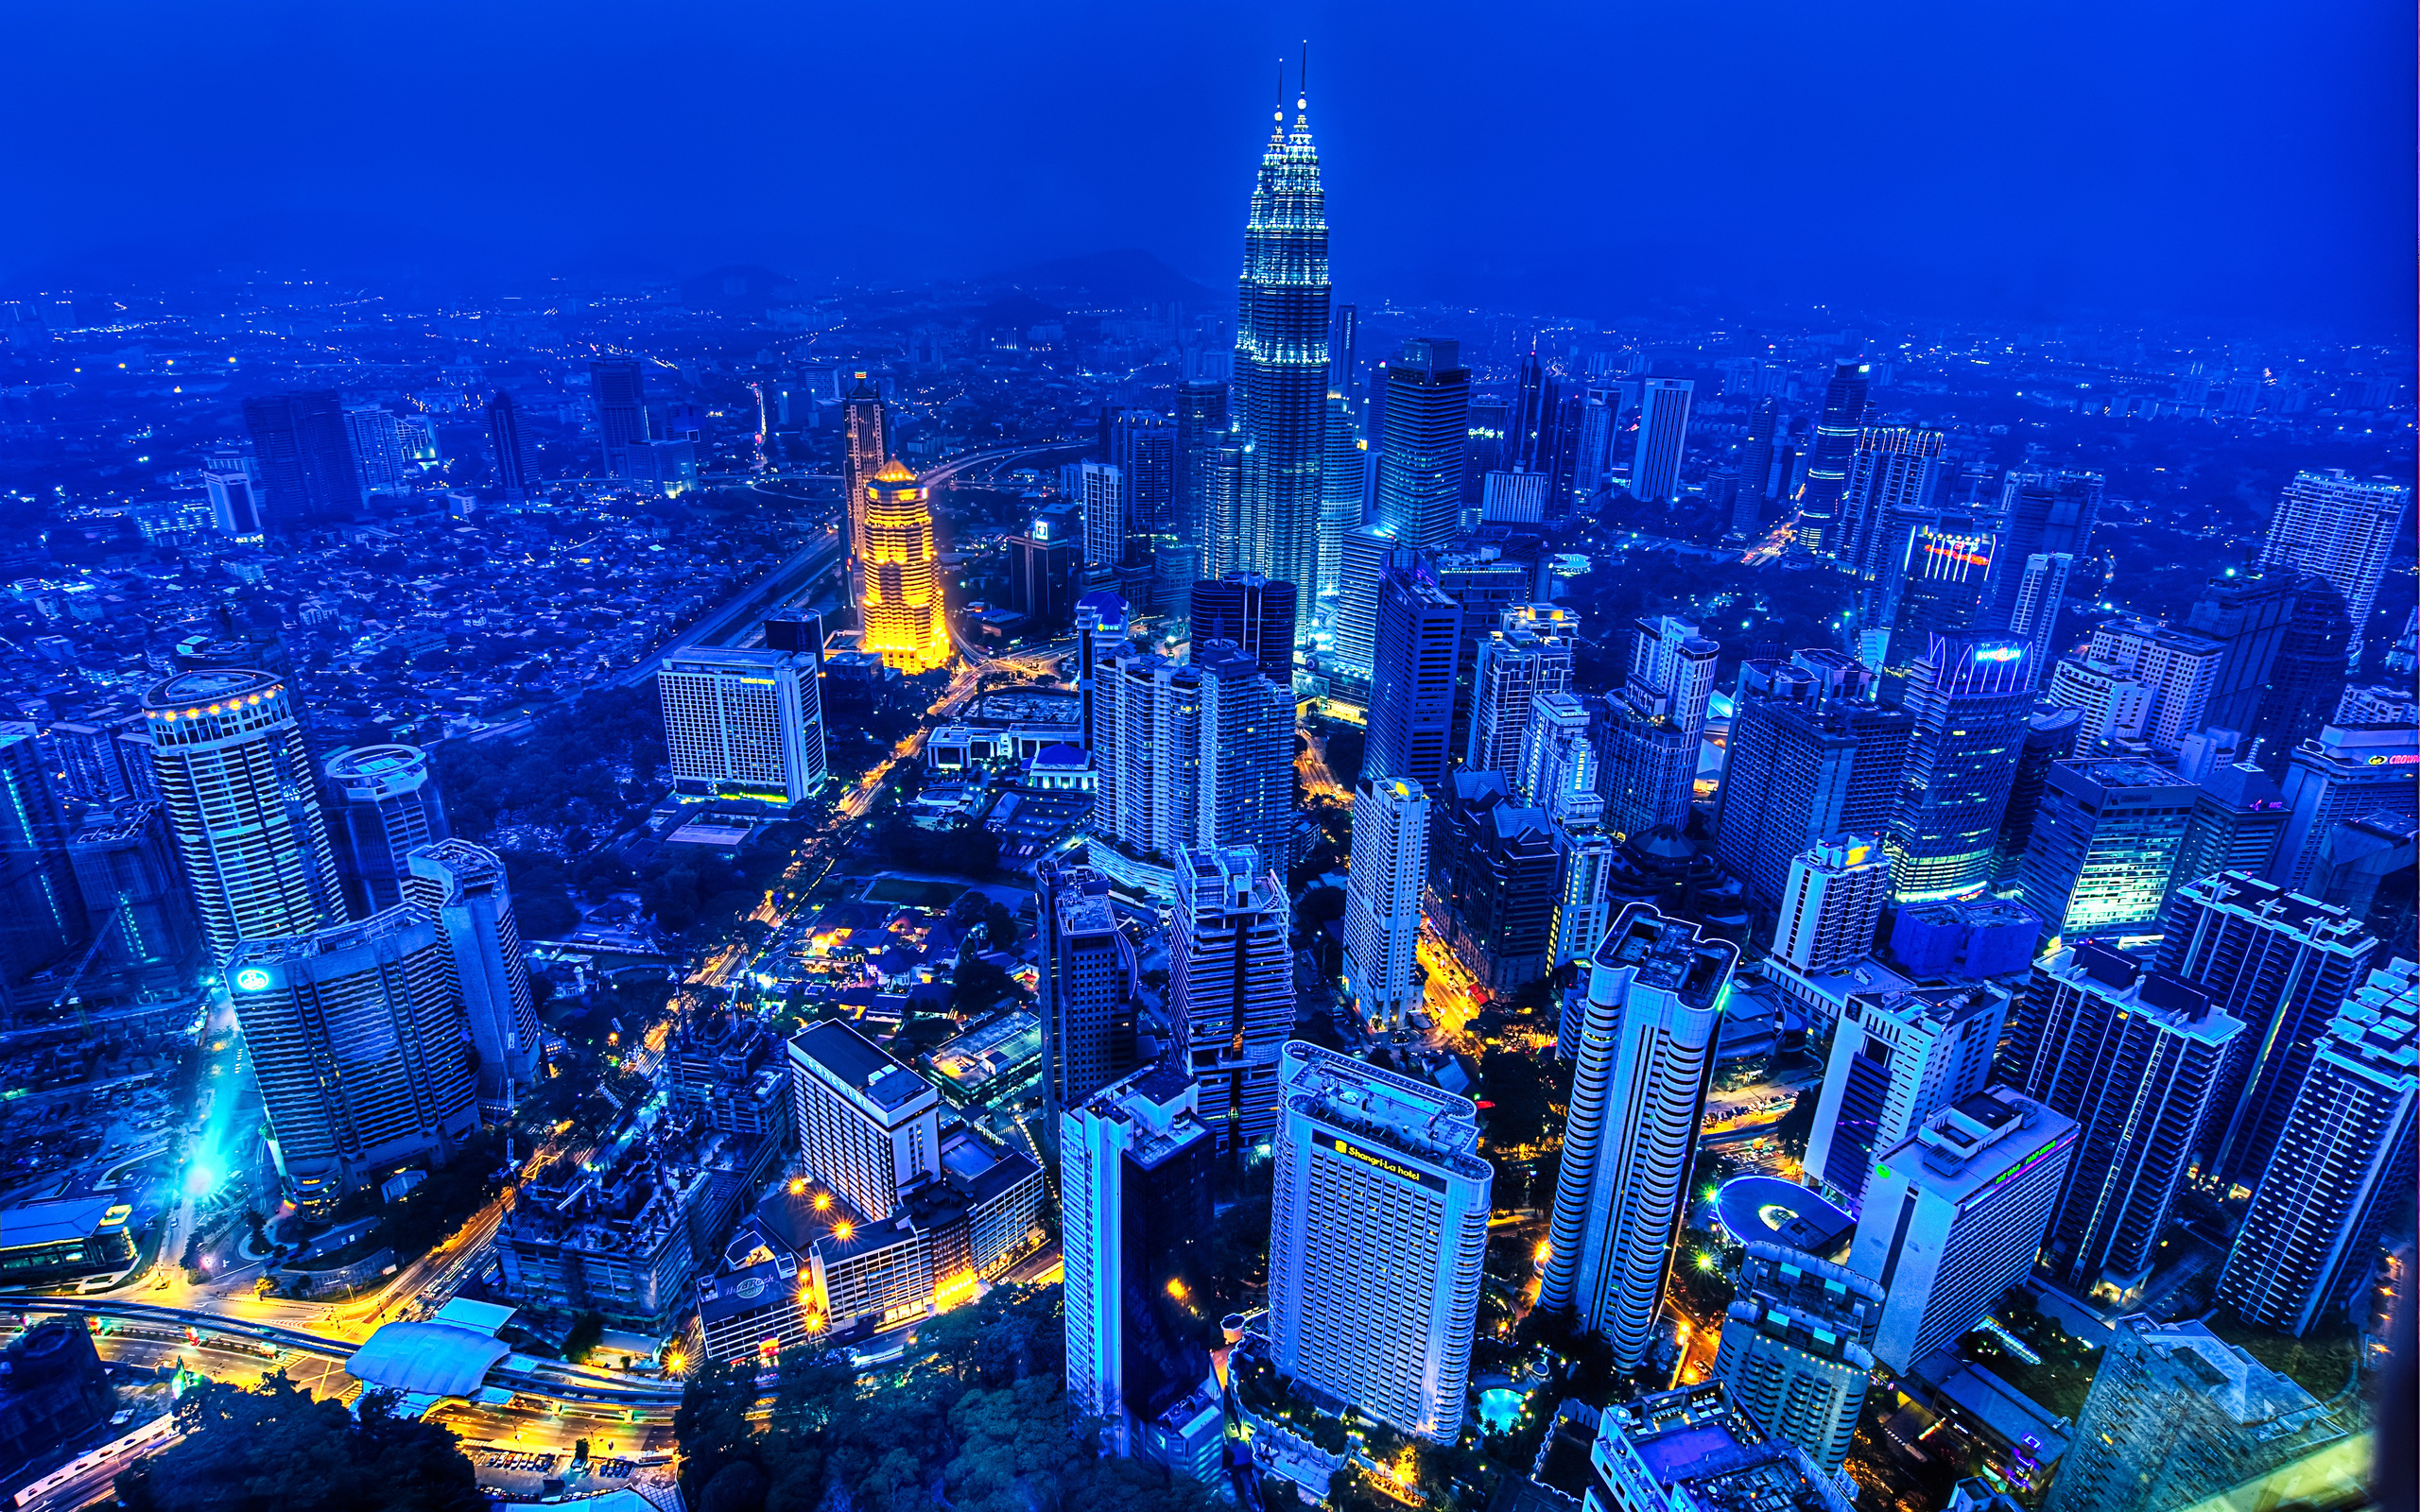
[977,249,1220,310]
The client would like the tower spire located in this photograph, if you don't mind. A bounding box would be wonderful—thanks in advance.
[1274,57,1285,125]
[1299,40,1309,109]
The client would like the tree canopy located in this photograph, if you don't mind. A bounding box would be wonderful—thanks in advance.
[114,1377,485,1512]
[673,1283,1225,1512]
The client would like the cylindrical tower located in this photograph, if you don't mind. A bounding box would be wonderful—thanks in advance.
[142,669,340,963]
[860,460,950,672]
[1233,83,1331,627]
[324,744,448,916]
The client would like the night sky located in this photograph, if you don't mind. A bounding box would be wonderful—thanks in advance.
[11,0,2411,334]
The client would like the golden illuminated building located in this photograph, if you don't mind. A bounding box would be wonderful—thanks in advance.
[860,458,950,671]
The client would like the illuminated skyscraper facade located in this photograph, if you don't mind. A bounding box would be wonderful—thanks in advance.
[1542,903,1738,1368]
[657,648,829,808]
[1374,338,1472,552]
[1233,81,1331,618]
[2258,468,2411,665]
[403,838,544,1111]
[323,743,449,916]
[1797,362,1870,555]
[1171,847,1290,1156]
[227,906,479,1206]
[860,460,950,672]
[1886,634,2033,902]
[841,372,888,592]
[143,669,341,963]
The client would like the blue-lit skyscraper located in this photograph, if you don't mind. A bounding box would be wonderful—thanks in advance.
[1886,634,2034,902]
[1797,361,1870,557]
[1233,77,1331,625]
[1374,338,1472,551]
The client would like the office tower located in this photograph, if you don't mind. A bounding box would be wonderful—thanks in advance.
[1432,771,1560,992]
[1343,777,1430,1025]
[1232,80,1331,608]
[52,717,141,805]
[1890,516,2000,649]
[488,390,533,497]
[2268,716,2418,895]
[1187,573,1297,684]
[1061,1062,1219,1465]
[2251,577,2354,758]
[2046,654,2154,750]
[1986,470,2101,627]
[341,404,412,492]
[2182,569,2299,734]
[203,470,263,538]
[1806,981,2009,1209]
[1364,562,1462,795]
[1594,619,1721,841]
[589,359,651,479]
[1713,667,1912,911]
[1508,347,1554,473]
[67,803,195,979]
[1037,862,1142,1125]
[1108,409,1175,576]
[2015,759,2196,939]
[399,838,541,1109]
[860,460,950,672]
[226,907,478,1205]
[1710,1242,1884,1474]
[1990,706,2084,885]
[1848,1088,2077,1372]
[1797,362,1871,551]
[2259,468,2411,664]
[1836,426,1949,584]
[0,726,85,996]
[1170,848,1289,1155]
[1089,650,1199,866]
[1520,691,1599,819]
[2170,763,2289,889]
[2001,943,2244,1296]
[1330,302,1359,394]
[1328,525,1395,686]
[1464,604,1579,777]
[1541,903,1737,1366]
[321,744,448,918]
[1773,834,1890,973]
[1192,642,1291,864]
[1548,821,1616,976]
[2004,552,2073,664]
[1570,383,1623,506]
[1886,634,2034,902]
[1478,469,1547,524]
[1268,1040,1491,1443]
[1373,338,1472,551]
[2157,872,2378,1190]
[1317,394,1364,611]
[840,372,887,579]
[2044,1317,2353,1512]
[1079,460,1130,571]
[1171,379,1230,547]
[2083,619,2226,754]
[786,1019,941,1222]
[242,390,361,533]
[1007,500,1083,628]
[1730,397,1779,535]
[2219,957,2416,1335]
[657,647,829,808]
[1075,590,1130,749]
[1627,377,1694,506]
[143,670,340,962]
[1201,441,1245,580]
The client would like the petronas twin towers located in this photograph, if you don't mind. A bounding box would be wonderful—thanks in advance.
[1232,72,1332,615]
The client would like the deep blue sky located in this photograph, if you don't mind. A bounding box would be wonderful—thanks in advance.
[11,1,2412,335]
